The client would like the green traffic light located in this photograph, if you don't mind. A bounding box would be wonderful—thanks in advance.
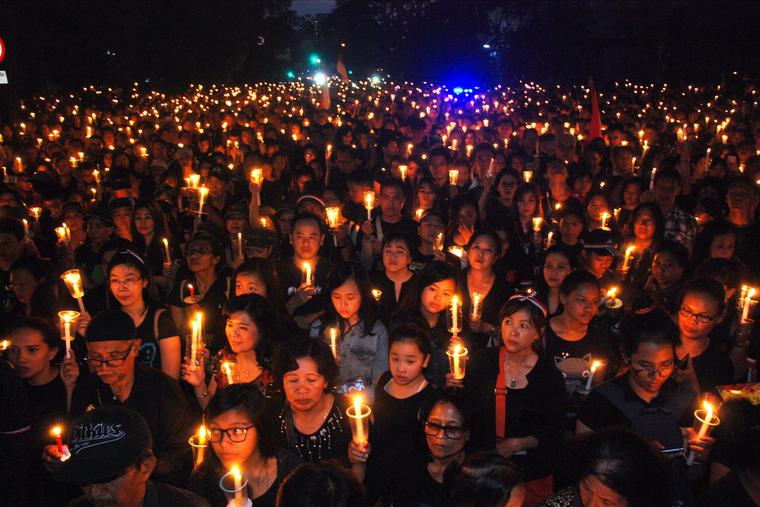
[309,53,321,66]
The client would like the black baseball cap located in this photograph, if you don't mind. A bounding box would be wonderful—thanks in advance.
[582,228,618,256]
[53,406,152,483]
[85,309,137,342]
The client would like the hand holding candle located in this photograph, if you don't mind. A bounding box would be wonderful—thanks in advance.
[302,262,313,287]
[585,360,602,391]
[448,295,462,337]
[363,190,375,221]
[162,238,172,266]
[329,327,339,362]
[687,400,719,465]
[61,269,86,313]
[58,311,80,359]
[447,343,469,380]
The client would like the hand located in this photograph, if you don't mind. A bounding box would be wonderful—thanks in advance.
[333,221,350,243]
[348,440,371,464]
[162,260,179,279]
[432,250,446,262]
[457,224,474,245]
[181,351,207,388]
[531,232,543,250]
[360,220,374,237]
[76,311,91,336]
[449,186,459,198]
[60,352,80,388]
[231,255,244,270]
[248,181,261,195]
[496,438,520,459]
[290,283,317,307]
[42,444,65,472]
[445,372,464,389]
[685,428,715,463]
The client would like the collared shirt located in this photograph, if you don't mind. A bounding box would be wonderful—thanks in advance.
[663,205,697,251]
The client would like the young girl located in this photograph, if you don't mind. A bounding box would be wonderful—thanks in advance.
[371,323,434,456]
[314,262,388,391]
[132,200,177,280]
[107,250,181,379]
[625,202,664,289]
[188,384,302,507]
[536,246,575,316]
[371,233,418,325]
[512,184,544,284]
[182,294,276,409]
[395,261,464,388]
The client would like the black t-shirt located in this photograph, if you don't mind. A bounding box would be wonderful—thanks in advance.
[135,306,180,371]
[27,375,67,446]
[169,271,230,353]
[365,432,449,507]
[276,257,335,318]
[369,271,418,325]
[698,469,757,507]
[677,336,734,395]
[371,371,433,457]
[458,271,514,352]
[543,319,614,391]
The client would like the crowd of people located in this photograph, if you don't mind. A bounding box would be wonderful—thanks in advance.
[1,75,760,506]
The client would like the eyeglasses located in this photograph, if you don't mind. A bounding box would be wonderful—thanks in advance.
[207,425,255,443]
[630,362,675,378]
[109,278,142,287]
[679,307,718,324]
[85,343,134,368]
[424,421,465,440]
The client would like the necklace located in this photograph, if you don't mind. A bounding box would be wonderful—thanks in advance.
[468,271,494,292]
[503,354,534,388]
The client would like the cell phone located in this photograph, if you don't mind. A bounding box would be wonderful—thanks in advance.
[659,448,684,455]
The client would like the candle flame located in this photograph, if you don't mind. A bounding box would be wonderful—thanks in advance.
[606,287,618,298]
[52,426,62,437]
[230,464,242,480]
[198,425,207,444]
[591,360,602,372]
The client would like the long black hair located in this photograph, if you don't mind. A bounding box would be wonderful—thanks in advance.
[322,262,379,338]
[222,294,276,370]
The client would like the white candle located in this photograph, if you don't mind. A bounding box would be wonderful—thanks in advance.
[237,232,244,259]
[600,212,610,229]
[450,295,460,336]
[622,245,635,273]
[231,465,244,505]
[470,292,483,321]
[545,231,554,249]
[223,362,234,386]
[348,395,370,445]
[741,288,756,324]
[532,217,543,232]
[687,400,719,465]
[585,360,602,391]
[447,344,468,380]
[363,191,375,221]
[329,327,338,361]
[197,187,209,216]
[398,164,408,182]
[162,238,172,265]
[302,262,313,287]
[449,169,459,186]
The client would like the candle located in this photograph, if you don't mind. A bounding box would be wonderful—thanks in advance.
[600,212,610,230]
[363,191,375,221]
[621,245,635,274]
[470,292,483,321]
[231,465,244,505]
[604,287,623,309]
[190,313,203,364]
[250,168,263,186]
[329,327,339,361]
[448,246,464,258]
[188,283,196,300]
[447,343,468,380]
[741,288,757,324]
[585,360,602,391]
[347,394,371,445]
[449,295,461,337]
[189,425,208,468]
[237,232,244,259]
[188,174,201,188]
[58,311,80,359]
[650,167,657,190]
[30,207,42,220]
[52,425,63,454]
[532,217,543,232]
[0,339,8,351]
[302,262,313,287]
[448,169,459,187]
[371,288,383,301]
[545,231,554,249]
[61,269,86,313]
[223,361,235,386]
[325,144,333,160]
[398,164,408,182]
[162,238,172,265]
[433,232,444,252]
[22,219,29,237]
[197,187,209,216]
[522,170,533,183]
[687,400,720,465]
[325,207,341,229]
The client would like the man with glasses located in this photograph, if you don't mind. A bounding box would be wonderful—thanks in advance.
[67,310,196,487]
[53,406,208,506]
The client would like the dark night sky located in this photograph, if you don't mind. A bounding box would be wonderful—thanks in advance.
[0,0,758,108]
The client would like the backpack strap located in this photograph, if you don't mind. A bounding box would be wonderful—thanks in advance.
[153,308,165,340]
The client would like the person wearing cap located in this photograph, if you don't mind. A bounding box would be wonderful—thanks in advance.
[65,309,196,486]
[581,228,622,291]
[224,203,251,268]
[244,226,278,260]
[53,406,209,506]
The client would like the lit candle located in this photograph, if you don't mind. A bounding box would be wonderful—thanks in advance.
[22,219,29,237]
[188,283,196,300]
[329,327,339,361]
[433,232,444,252]
[61,269,86,313]
[604,287,622,309]
[223,361,235,386]
[58,311,80,359]
[415,208,425,221]
[237,232,244,259]
[621,245,635,274]
[325,207,341,229]
[470,292,483,321]
[523,170,533,183]
[302,262,313,287]
[398,164,408,182]
[532,217,543,232]
[162,238,172,265]
[30,207,42,220]
[325,144,333,160]
[447,343,468,380]
[363,191,375,221]
[347,394,371,445]
[585,360,602,391]
[197,187,209,216]
[448,169,459,186]
[189,425,208,468]
[231,465,244,505]
[545,231,554,249]
[450,295,461,337]
[649,167,657,190]
[687,400,719,465]
[190,313,203,365]
[448,246,464,259]
[600,212,610,230]
[52,425,63,454]
[0,339,8,351]
[250,168,263,186]
[741,288,757,324]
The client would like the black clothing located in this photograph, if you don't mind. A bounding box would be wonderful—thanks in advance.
[278,395,352,465]
[369,271,418,325]
[459,271,513,352]
[68,481,209,507]
[699,469,758,507]
[465,348,565,481]
[371,371,433,456]
[277,257,335,318]
[677,337,734,395]
[70,364,196,486]
[135,305,180,371]
[169,271,230,353]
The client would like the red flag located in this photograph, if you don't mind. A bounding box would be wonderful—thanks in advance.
[589,80,603,140]
[337,54,349,83]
